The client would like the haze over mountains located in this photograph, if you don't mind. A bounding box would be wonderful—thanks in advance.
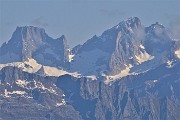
[0,17,180,120]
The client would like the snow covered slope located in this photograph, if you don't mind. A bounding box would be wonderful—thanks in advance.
[0,58,80,78]
[0,17,179,84]
[0,17,180,120]
[69,17,179,83]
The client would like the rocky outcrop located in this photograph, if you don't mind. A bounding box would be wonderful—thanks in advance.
[0,17,180,120]
[56,62,180,120]
[0,66,82,120]
[109,17,145,75]
[0,26,69,68]
[0,60,180,120]
[70,17,179,76]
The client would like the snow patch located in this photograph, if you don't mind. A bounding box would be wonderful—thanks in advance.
[145,80,158,86]
[0,62,21,70]
[0,58,81,78]
[175,50,180,59]
[16,80,29,87]
[43,66,68,76]
[42,66,81,78]
[8,91,26,95]
[129,57,133,59]
[23,58,42,72]
[130,51,168,75]
[104,64,133,84]
[4,89,26,97]
[116,25,119,29]
[68,54,75,62]
[153,80,158,82]
[86,75,97,80]
[135,51,154,64]
[0,58,41,73]
[140,44,145,49]
[70,72,81,78]
[32,80,58,95]
[166,60,174,68]
[56,99,66,106]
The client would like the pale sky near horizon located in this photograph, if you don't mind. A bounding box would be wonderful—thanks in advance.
[0,0,180,47]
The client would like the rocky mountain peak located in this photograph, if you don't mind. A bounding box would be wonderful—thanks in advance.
[13,26,46,41]
[0,17,179,120]
[0,26,70,68]
[16,26,45,32]
[59,35,66,40]
[124,17,141,27]
[57,35,68,46]
[145,22,165,34]
[115,17,142,31]
[7,26,47,52]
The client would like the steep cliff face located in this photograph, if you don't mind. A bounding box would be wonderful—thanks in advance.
[0,26,69,68]
[70,17,178,76]
[1,17,179,78]
[70,17,145,76]
[56,62,180,120]
[70,17,179,77]
[0,66,82,120]
[109,17,145,75]
[0,17,180,120]
[0,59,180,120]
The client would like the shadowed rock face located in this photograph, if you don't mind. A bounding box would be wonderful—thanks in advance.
[1,62,179,120]
[0,26,69,67]
[1,17,179,76]
[70,17,179,76]
[0,17,180,120]
[108,17,144,75]
[0,66,82,120]
[56,62,180,120]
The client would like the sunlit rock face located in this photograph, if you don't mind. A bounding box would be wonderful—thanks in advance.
[70,17,179,78]
[0,17,180,120]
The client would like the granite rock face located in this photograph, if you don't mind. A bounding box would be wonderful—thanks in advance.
[0,17,180,120]
[56,62,180,120]
[1,17,179,76]
[0,66,82,120]
[70,17,179,76]
[0,26,69,68]
[0,62,179,120]
[109,17,145,75]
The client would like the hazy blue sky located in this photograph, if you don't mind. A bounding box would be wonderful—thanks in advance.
[0,0,180,47]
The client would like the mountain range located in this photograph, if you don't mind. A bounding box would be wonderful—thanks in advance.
[0,17,180,120]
